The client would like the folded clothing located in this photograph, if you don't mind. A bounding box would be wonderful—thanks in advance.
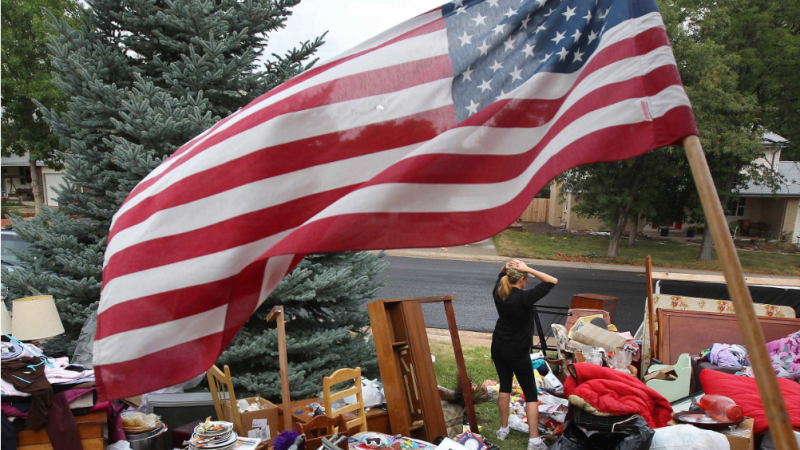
[0,357,53,430]
[564,362,672,429]
[1,342,24,361]
[709,343,748,369]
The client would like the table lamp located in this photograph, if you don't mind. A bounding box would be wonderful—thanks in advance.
[11,295,65,341]
[1,302,11,335]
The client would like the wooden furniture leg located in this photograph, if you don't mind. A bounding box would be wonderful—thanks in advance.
[267,305,292,432]
[443,299,479,433]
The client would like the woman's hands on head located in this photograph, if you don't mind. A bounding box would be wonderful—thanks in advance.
[508,260,530,273]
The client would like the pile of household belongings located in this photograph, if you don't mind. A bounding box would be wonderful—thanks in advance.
[349,431,438,450]
[552,314,640,377]
[350,430,502,450]
[0,339,130,448]
[474,352,569,438]
[696,330,800,381]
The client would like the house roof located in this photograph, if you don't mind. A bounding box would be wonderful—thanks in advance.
[1,153,45,167]
[741,162,800,197]
[761,132,788,146]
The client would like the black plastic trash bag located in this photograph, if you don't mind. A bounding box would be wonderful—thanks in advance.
[551,415,654,450]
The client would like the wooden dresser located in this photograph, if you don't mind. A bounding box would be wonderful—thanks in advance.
[17,411,107,450]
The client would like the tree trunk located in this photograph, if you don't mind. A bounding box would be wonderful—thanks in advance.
[628,214,639,247]
[608,211,629,258]
[698,220,714,261]
[29,159,44,216]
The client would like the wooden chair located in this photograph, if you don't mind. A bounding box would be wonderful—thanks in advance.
[323,368,367,434]
[295,414,349,450]
[206,364,244,435]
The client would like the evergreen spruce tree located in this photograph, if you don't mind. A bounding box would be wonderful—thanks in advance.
[2,0,385,399]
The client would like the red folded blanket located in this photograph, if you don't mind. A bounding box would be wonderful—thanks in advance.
[564,363,673,428]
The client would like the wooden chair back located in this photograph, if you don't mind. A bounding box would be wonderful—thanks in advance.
[295,414,349,450]
[206,364,243,435]
[323,367,367,434]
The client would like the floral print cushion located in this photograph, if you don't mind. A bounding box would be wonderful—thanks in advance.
[651,294,794,318]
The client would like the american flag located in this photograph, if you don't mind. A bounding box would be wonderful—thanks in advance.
[95,0,697,400]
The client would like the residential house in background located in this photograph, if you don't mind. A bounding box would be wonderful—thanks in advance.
[539,133,799,243]
[1,152,67,207]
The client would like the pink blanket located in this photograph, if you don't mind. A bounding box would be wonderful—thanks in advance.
[766,331,800,381]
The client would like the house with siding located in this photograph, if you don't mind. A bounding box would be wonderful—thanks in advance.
[544,133,800,243]
[1,152,66,207]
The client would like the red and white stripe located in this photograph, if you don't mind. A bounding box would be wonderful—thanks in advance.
[95,9,696,400]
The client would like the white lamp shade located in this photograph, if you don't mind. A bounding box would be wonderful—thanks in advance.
[11,295,65,341]
[1,302,11,335]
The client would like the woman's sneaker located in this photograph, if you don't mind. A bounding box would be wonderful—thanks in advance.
[496,428,509,441]
[527,439,547,450]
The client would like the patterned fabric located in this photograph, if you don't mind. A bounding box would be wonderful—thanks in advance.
[766,331,800,381]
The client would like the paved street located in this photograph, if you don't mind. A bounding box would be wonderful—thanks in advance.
[375,256,648,336]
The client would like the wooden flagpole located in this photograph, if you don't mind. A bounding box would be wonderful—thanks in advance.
[684,135,798,450]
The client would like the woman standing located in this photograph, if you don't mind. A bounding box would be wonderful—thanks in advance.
[492,260,558,450]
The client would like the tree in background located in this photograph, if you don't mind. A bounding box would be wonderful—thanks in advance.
[1,0,384,400]
[660,0,784,261]
[1,0,77,214]
[558,149,688,257]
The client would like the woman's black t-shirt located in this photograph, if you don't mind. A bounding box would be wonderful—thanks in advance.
[491,271,555,356]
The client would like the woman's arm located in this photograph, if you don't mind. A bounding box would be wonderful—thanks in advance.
[509,260,558,284]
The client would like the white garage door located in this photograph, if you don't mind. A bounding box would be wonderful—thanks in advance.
[44,173,65,207]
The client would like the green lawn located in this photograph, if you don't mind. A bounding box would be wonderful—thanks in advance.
[493,230,800,276]
[430,343,533,450]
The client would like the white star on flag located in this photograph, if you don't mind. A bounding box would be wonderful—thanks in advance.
[465,99,480,115]
[478,41,491,55]
[587,30,599,44]
[522,43,535,58]
[503,8,517,18]
[472,13,488,26]
[504,37,516,51]
[489,60,504,72]
[458,31,472,46]
[461,66,473,81]
[583,10,593,22]
[540,52,552,62]
[571,29,582,42]
[557,47,570,61]
[509,66,523,82]
[573,49,585,62]
[563,6,577,20]
[552,30,566,44]
[477,79,492,92]
[493,23,506,35]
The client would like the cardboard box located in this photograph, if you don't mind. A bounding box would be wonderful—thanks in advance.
[240,397,280,445]
[721,418,754,450]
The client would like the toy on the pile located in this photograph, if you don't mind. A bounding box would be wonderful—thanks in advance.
[455,431,487,450]
[350,433,396,449]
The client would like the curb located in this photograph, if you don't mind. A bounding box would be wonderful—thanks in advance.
[382,250,800,280]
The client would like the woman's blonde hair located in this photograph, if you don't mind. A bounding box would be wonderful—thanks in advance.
[498,268,526,301]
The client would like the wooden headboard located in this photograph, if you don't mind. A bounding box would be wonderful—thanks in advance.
[657,308,800,365]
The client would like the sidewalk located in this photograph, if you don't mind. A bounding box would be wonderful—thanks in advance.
[383,239,800,282]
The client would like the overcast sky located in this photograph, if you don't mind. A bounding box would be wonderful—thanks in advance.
[263,0,444,64]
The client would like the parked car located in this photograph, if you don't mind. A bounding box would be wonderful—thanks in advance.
[1,229,33,298]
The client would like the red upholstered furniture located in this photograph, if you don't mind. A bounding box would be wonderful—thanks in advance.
[700,370,800,434]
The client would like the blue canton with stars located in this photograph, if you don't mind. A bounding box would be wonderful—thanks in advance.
[442,0,659,122]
